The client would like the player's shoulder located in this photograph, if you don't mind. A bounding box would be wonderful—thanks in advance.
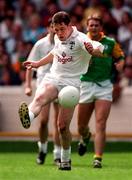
[75,31,88,45]
[104,36,116,44]
[34,36,48,47]
[71,26,87,40]
[77,30,88,39]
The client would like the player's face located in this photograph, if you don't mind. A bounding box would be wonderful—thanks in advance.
[87,19,102,39]
[53,23,72,41]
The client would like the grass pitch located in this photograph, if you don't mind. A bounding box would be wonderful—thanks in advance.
[0,141,132,180]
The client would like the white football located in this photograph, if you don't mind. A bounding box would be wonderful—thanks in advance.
[58,86,80,108]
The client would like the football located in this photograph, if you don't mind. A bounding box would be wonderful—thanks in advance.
[58,86,80,108]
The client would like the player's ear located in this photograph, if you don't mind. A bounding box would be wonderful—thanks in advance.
[68,22,72,27]
[100,26,103,32]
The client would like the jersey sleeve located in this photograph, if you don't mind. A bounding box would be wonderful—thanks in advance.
[50,46,55,56]
[78,33,104,53]
[27,42,40,61]
[91,40,104,53]
[78,33,91,53]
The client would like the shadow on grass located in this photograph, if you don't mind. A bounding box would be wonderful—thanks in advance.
[0,141,132,153]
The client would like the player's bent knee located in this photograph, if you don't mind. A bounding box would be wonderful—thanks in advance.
[59,126,67,134]
[34,95,44,104]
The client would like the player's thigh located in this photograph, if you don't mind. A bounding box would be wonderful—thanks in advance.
[95,99,111,123]
[78,103,94,127]
[36,82,58,103]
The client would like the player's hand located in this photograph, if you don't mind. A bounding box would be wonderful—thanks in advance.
[84,42,93,54]
[115,61,124,72]
[25,87,32,96]
[23,61,39,70]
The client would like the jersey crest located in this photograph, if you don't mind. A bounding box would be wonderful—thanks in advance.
[69,41,75,50]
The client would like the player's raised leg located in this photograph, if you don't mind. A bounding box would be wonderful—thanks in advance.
[18,83,58,129]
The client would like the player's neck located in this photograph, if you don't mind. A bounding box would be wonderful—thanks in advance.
[92,34,101,41]
[67,26,73,40]
[88,32,103,41]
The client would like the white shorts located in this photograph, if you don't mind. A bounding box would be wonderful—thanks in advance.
[37,73,80,93]
[36,74,46,87]
[79,80,113,103]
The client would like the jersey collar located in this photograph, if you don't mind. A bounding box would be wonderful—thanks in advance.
[87,32,105,41]
[64,26,79,42]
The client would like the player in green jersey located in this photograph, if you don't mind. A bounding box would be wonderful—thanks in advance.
[77,14,125,168]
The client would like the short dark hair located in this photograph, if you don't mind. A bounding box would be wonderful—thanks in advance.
[47,18,52,27]
[52,11,71,25]
[87,14,103,25]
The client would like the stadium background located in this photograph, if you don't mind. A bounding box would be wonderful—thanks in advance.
[0,0,132,141]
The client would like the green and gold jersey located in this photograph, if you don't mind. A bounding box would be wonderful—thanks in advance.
[80,33,124,83]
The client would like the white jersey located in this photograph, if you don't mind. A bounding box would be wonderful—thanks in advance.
[49,26,104,87]
[27,34,54,83]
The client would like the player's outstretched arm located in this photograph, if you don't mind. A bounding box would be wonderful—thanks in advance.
[23,53,53,70]
[91,49,104,57]
[84,42,104,57]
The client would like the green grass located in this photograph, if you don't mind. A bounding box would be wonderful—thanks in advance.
[0,141,132,180]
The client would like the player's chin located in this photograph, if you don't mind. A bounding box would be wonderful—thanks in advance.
[92,32,98,36]
[59,37,65,41]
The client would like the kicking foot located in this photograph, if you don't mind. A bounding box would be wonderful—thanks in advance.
[18,102,30,129]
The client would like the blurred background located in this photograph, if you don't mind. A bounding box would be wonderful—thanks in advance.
[0,0,132,141]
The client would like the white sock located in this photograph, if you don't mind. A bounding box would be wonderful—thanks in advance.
[53,145,61,160]
[38,141,48,153]
[29,110,35,122]
[61,147,71,162]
